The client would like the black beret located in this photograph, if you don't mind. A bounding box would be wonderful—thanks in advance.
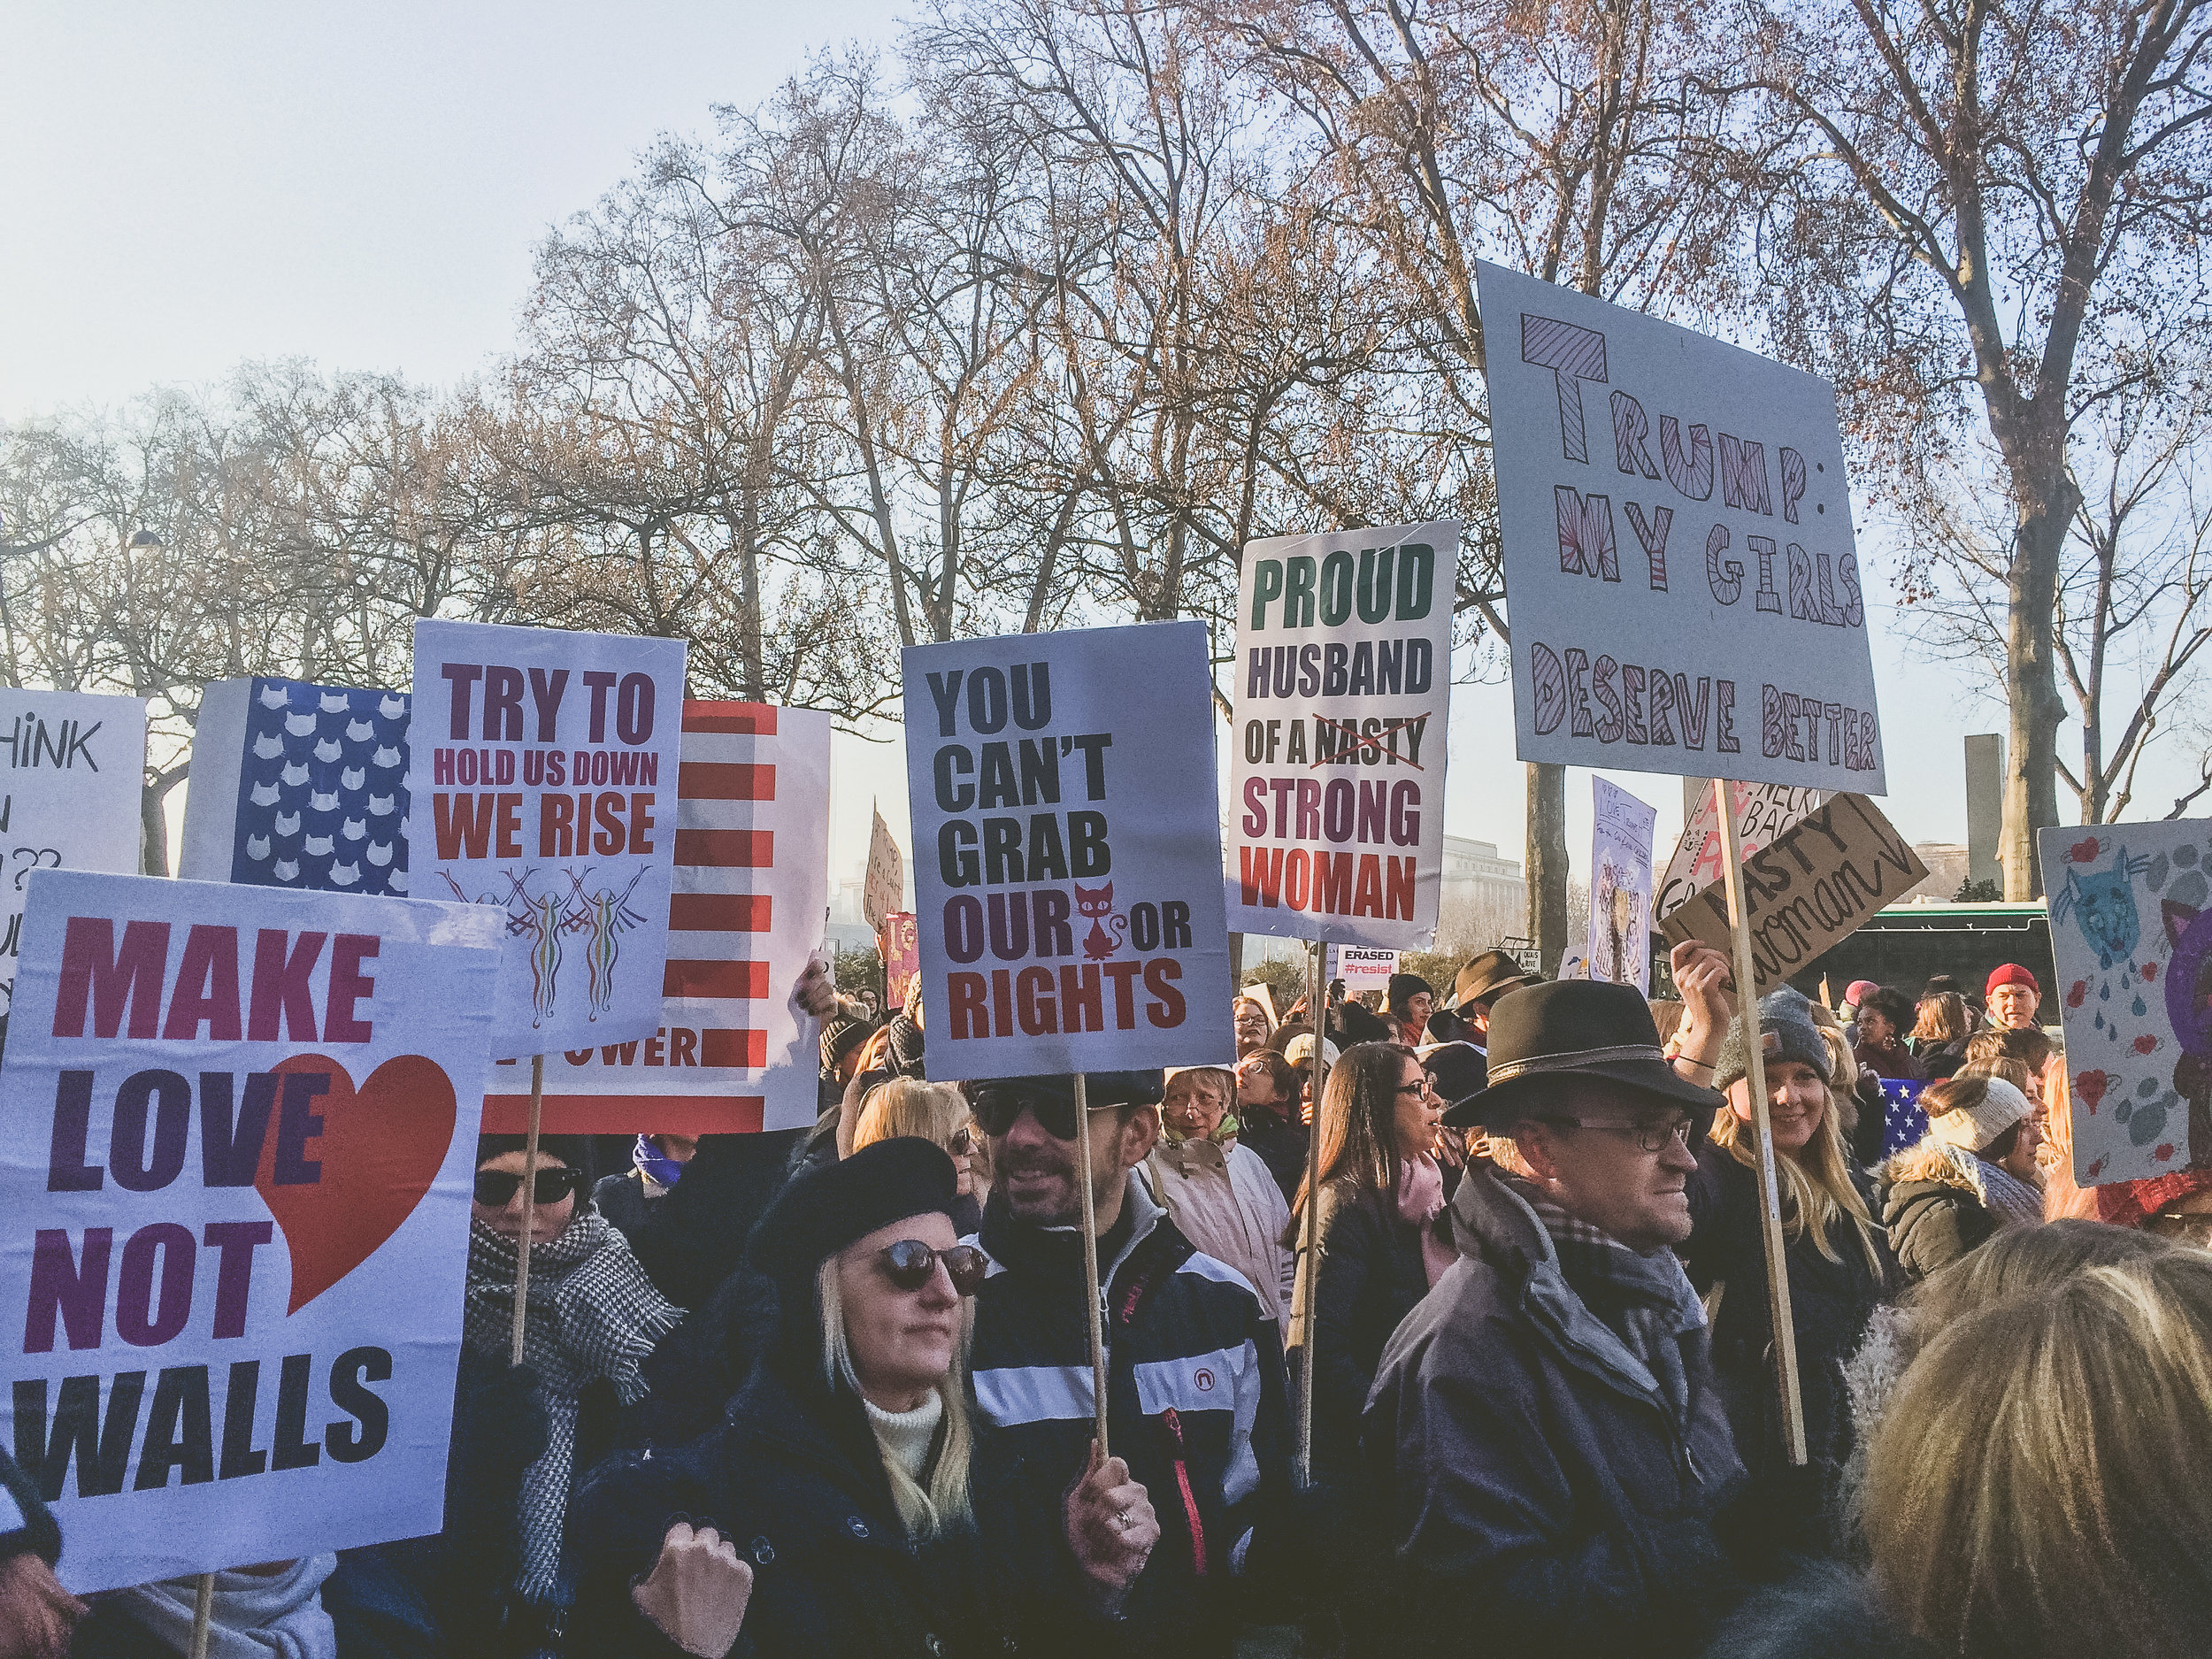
[748,1138,959,1310]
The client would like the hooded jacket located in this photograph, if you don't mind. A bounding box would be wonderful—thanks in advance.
[1362,1164,1752,1659]
[964,1172,1293,1659]
[1874,1165,2001,1285]
[566,1355,1107,1658]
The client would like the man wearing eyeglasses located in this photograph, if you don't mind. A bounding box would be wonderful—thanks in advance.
[1363,980,1831,1659]
[960,1071,1293,1659]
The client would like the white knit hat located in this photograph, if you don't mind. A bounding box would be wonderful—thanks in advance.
[1927,1077,2032,1153]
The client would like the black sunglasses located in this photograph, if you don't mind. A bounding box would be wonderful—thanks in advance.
[970,1087,1083,1141]
[474,1167,588,1208]
[879,1240,989,1296]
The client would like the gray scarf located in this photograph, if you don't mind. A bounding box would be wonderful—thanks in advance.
[463,1212,680,1599]
[1505,1176,1707,1432]
[1939,1143,2046,1230]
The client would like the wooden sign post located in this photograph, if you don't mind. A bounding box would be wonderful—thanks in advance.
[509,1054,547,1364]
[1713,779,1808,1464]
[1293,941,1331,1486]
[1072,1073,1112,1458]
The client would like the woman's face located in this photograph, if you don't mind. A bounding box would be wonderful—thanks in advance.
[1999,1113,2043,1179]
[473,1149,577,1244]
[949,1120,975,1200]
[836,1211,963,1411]
[1391,1056,1440,1160]
[1858,1008,1894,1046]
[1727,1060,1827,1156]
[1233,1000,1271,1053]
[1163,1075,1229,1139]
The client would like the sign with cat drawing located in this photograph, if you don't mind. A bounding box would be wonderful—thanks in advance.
[1225,519,1460,948]
[2039,820,2212,1186]
[902,621,1232,1078]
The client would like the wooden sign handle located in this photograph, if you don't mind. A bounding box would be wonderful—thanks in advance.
[510,1054,545,1367]
[1073,1072,1111,1458]
[1294,940,1327,1487]
[1713,778,1809,1465]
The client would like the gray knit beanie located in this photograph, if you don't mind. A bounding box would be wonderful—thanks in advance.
[1714,987,1833,1094]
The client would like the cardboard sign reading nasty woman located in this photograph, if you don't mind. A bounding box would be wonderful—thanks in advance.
[1226,520,1458,948]
[1478,261,1886,794]
[903,621,1231,1077]
[1659,794,1927,996]
[2039,820,2212,1186]
[409,619,687,1056]
[0,870,502,1591]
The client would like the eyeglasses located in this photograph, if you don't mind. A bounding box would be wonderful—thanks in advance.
[473,1167,588,1207]
[1542,1118,1701,1154]
[970,1087,1084,1141]
[879,1240,989,1296]
[1394,1081,1429,1096]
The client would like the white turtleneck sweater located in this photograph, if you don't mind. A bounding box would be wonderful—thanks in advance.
[864,1390,943,1483]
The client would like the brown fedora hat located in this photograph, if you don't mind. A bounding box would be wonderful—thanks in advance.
[1453,949,1539,1009]
[1441,979,1718,1127]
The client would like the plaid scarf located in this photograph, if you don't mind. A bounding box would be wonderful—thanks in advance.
[463,1212,680,1599]
[1503,1176,1706,1432]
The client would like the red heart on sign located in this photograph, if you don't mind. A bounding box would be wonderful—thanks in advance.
[256,1053,457,1313]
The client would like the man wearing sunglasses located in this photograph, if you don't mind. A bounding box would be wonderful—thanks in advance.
[1363,980,1833,1659]
[961,1071,1293,1659]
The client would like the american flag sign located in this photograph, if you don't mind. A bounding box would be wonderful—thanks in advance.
[1879,1077,1930,1161]
[483,701,830,1133]
[178,678,410,895]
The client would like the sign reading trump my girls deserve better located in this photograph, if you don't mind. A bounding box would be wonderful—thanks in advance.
[0,691,147,1015]
[1477,261,1886,794]
[1226,520,1459,948]
[904,621,1231,1077]
[409,619,687,1056]
[0,870,502,1591]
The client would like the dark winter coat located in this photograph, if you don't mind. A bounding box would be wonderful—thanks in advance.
[1362,1164,1753,1659]
[1876,1174,1999,1286]
[964,1176,1294,1659]
[618,1129,809,1313]
[1302,1176,1430,1482]
[1239,1111,1309,1204]
[567,1356,1111,1659]
[592,1167,662,1243]
[1682,1144,1892,1479]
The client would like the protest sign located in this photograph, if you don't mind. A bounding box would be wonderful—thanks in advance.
[905,620,1230,1077]
[1226,520,1459,948]
[483,701,831,1134]
[864,806,904,932]
[1589,779,1657,991]
[0,869,501,1591]
[880,911,918,1010]
[1328,945,1398,989]
[2039,820,2212,1185]
[180,679,411,898]
[0,692,145,1015]
[1477,261,1886,793]
[409,620,687,1056]
[1655,781,1827,923]
[1660,793,1929,997]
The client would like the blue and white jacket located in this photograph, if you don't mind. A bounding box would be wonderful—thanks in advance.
[965,1172,1293,1658]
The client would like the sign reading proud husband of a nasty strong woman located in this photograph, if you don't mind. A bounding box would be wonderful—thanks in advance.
[1477,261,1886,795]
[1226,520,1460,949]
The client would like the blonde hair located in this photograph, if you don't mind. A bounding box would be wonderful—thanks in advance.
[1711,1072,1883,1275]
[816,1256,973,1539]
[1863,1252,2212,1656]
[853,1079,969,1155]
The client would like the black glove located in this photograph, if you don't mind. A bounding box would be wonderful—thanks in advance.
[1714,1459,1837,1576]
[466,1361,551,1474]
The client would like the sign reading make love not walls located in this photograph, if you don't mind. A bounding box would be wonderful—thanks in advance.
[0,870,502,1591]
[1226,521,1458,949]
[1478,261,1886,795]
[410,620,687,1056]
[905,622,1231,1077]
[484,702,832,1134]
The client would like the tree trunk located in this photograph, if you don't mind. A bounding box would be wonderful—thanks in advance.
[2001,480,2074,898]
[1526,760,1569,974]
[141,780,170,878]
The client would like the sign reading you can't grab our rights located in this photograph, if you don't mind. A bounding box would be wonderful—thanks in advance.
[1478,261,1886,794]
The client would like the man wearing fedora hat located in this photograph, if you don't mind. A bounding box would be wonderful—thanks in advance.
[1362,980,1827,1658]
[1420,949,1540,1066]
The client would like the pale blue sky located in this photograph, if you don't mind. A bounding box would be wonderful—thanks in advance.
[1,4,2170,895]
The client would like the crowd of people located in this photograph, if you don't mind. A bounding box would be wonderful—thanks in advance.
[5,948,2210,1659]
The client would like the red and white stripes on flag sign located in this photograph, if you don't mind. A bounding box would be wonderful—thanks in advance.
[483,700,832,1133]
